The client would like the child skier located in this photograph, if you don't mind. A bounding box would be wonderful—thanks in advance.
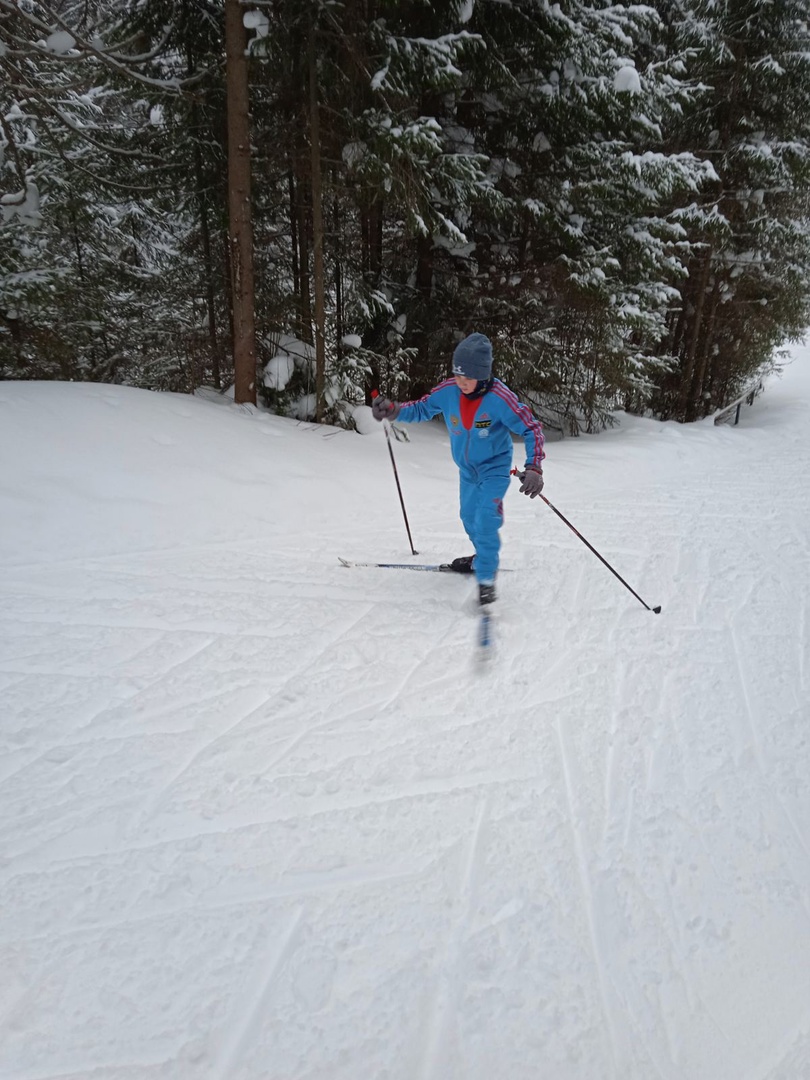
[372,332,545,605]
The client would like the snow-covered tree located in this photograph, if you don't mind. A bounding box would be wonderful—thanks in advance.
[0,0,206,385]
[651,0,810,420]
[4,0,810,431]
[428,0,715,431]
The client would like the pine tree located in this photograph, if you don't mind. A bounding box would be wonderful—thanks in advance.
[0,0,207,385]
[652,0,810,420]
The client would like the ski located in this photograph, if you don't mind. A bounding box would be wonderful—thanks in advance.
[338,557,512,574]
[339,557,498,654]
[339,556,457,573]
[478,611,493,650]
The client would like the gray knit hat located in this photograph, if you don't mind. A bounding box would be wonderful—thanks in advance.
[452,333,493,381]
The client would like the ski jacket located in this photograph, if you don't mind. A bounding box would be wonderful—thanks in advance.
[398,378,545,480]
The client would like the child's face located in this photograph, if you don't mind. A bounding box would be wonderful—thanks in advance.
[454,374,478,394]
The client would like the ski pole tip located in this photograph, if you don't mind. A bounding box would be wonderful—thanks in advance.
[652,605,662,614]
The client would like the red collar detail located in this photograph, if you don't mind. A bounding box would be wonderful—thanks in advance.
[459,393,483,430]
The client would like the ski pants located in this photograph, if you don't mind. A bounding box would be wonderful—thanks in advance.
[459,471,510,583]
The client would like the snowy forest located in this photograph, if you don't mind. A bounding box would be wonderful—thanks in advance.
[2,0,810,433]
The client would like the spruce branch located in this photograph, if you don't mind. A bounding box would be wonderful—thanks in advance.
[0,0,206,91]
[0,110,28,194]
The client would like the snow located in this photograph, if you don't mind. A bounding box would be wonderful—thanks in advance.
[352,403,384,436]
[371,63,390,91]
[243,10,270,38]
[342,141,367,168]
[288,392,316,420]
[1,182,42,227]
[1,348,810,1079]
[263,354,295,392]
[458,0,475,23]
[43,30,77,54]
[272,335,315,369]
[614,65,642,94]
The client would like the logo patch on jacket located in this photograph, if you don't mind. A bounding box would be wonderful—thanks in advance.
[450,414,459,426]
[474,419,491,429]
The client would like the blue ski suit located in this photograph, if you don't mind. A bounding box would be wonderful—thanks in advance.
[397,378,545,582]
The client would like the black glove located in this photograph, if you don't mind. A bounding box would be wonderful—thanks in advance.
[372,396,400,422]
[519,467,544,498]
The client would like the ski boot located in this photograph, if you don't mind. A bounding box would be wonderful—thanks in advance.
[478,582,497,606]
[449,555,476,574]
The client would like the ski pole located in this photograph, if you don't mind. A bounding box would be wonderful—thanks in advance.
[372,390,418,555]
[512,470,661,614]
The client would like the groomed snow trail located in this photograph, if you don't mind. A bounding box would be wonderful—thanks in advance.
[1,354,809,1080]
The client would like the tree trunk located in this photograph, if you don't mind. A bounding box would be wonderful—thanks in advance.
[667,294,687,359]
[294,153,313,345]
[693,284,720,415]
[309,19,326,422]
[289,169,300,302]
[188,40,221,392]
[195,138,221,389]
[334,197,344,377]
[678,248,712,421]
[225,0,256,405]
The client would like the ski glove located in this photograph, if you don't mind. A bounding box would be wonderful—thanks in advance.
[372,397,400,422]
[519,467,544,498]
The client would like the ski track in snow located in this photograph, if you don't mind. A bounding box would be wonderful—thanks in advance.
[1,358,810,1078]
[554,714,628,1078]
[418,798,488,1080]
[213,907,304,1080]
